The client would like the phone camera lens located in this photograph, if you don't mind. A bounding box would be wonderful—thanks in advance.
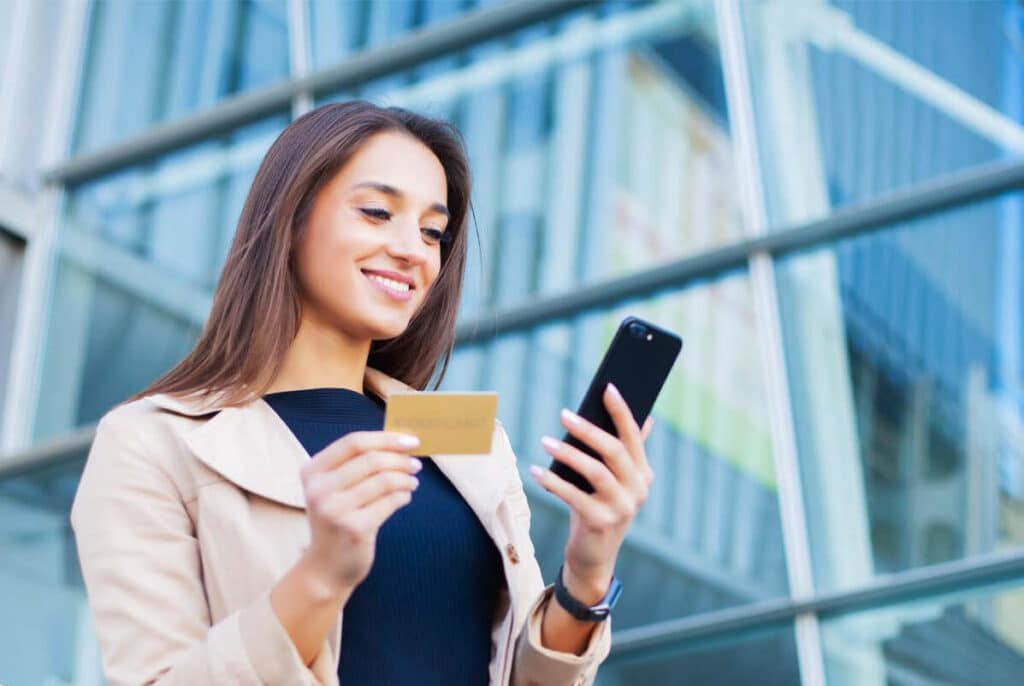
[628,322,646,339]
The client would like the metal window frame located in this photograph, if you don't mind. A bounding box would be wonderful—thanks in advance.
[607,548,1024,661]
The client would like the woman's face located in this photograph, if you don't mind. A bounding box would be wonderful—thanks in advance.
[296,130,449,342]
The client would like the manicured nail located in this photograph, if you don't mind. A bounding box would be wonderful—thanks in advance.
[561,408,581,425]
[529,464,546,479]
[409,458,423,472]
[398,434,420,448]
[540,435,559,451]
[606,382,622,399]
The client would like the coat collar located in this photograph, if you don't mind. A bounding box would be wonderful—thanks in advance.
[145,367,509,522]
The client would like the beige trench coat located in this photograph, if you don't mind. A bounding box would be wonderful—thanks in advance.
[70,366,611,685]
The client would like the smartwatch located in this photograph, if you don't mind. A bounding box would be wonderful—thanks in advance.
[552,564,623,622]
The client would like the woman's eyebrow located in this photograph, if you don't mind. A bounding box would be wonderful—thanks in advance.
[351,181,449,219]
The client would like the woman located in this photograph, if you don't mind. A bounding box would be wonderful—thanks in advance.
[71,101,656,686]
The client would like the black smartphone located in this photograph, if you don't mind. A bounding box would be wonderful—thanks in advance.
[549,316,683,494]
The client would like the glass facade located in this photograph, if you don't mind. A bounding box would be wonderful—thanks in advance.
[2,0,1023,684]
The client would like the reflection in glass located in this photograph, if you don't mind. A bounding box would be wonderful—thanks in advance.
[597,623,800,685]
[444,273,788,627]
[743,0,1023,226]
[822,583,1024,686]
[777,193,1024,590]
[0,456,92,686]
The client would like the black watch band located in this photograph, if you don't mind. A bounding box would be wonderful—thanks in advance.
[552,564,623,622]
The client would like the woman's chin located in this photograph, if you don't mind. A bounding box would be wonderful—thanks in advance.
[364,315,412,341]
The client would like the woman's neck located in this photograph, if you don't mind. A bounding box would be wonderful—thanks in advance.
[266,316,372,394]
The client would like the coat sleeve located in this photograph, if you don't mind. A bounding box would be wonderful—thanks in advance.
[496,424,613,686]
[70,409,324,686]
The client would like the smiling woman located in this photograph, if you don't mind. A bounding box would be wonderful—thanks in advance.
[130,103,472,404]
[69,100,649,686]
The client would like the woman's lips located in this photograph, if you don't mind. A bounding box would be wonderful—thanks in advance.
[363,271,413,302]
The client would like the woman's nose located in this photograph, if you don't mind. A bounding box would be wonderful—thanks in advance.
[386,218,428,264]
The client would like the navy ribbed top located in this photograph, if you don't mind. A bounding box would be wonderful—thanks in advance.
[262,387,503,685]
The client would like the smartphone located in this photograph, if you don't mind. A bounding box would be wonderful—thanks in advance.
[549,316,682,494]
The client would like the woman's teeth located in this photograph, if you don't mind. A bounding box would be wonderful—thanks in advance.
[366,273,410,292]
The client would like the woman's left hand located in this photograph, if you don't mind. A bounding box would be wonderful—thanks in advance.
[530,382,655,602]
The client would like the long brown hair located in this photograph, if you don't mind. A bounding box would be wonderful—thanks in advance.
[134,101,473,406]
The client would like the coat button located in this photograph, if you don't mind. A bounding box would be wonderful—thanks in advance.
[506,543,520,565]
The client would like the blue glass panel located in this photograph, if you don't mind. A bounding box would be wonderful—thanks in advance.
[0,456,91,686]
[73,0,289,153]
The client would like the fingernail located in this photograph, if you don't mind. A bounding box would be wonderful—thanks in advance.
[540,435,559,451]
[529,464,546,478]
[606,382,621,399]
[409,458,423,472]
[411,477,420,489]
[398,434,420,448]
[561,408,581,425]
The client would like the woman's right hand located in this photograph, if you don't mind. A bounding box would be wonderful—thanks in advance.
[298,430,423,595]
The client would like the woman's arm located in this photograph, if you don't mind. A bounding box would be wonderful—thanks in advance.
[270,552,353,665]
[71,409,322,686]
[537,567,608,655]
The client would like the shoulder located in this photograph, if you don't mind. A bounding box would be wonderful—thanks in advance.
[95,395,207,452]
[82,395,215,500]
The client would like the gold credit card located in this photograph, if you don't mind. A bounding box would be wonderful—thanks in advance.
[383,391,498,455]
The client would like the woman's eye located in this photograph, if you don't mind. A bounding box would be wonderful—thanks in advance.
[422,228,448,245]
[360,208,391,221]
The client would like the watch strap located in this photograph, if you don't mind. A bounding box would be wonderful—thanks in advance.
[552,564,622,622]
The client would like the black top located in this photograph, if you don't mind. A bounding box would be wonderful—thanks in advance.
[263,387,504,685]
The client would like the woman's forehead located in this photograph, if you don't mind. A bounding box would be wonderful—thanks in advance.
[335,131,447,205]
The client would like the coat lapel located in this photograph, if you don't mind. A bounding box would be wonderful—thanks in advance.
[147,367,510,524]
[148,390,310,509]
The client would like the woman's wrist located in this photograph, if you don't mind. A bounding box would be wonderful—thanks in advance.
[294,550,355,605]
[560,563,613,607]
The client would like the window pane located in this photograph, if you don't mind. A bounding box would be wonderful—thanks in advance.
[597,622,800,685]
[321,0,740,315]
[73,0,290,153]
[35,116,289,441]
[822,581,1024,686]
[444,272,789,626]
[743,0,1024,227]
[0,454,92,686]
[777,192,1024,590]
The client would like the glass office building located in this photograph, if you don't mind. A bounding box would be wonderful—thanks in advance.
[1,0,1023,683]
